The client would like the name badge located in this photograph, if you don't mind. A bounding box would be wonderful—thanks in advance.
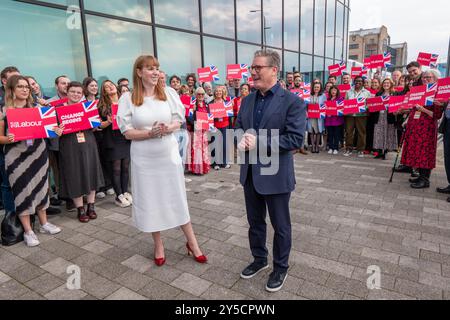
[76,132,86,143]
[414,111,421,120]
[26,139,33,147]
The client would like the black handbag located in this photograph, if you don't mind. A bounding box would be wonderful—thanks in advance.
[1,211,35,246]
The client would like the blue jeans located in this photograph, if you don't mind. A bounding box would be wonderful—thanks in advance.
[0,152,15,213]
[174,129,189,166]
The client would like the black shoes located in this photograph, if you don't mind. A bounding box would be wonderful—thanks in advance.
[50,197,63,206]
[411,178,430,189]
[240,262,269,279]
[437,186,450,194]
[66,200,76,212]
[240,262,288,293]
[409,177,421,184]
[266,270,288,293]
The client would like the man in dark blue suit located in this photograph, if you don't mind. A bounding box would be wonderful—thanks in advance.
[235,50,306,292]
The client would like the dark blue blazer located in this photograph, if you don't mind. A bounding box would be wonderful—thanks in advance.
[235,85,306,195]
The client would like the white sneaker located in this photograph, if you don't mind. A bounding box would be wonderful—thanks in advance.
[358,152,365,158]
[123,192,133,204]
[185,178,192,183]
[96,192,106,199]
[328,149,333,155]
[214,165,220,171]
[333,150,339,155]
[106,188,115,196]
[24,231,40,247]
[115,194,131,208]
[343,150,351,157]
[224,164,231,169]
[39,222,62,235]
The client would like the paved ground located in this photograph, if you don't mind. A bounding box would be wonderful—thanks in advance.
[1,146,450,300]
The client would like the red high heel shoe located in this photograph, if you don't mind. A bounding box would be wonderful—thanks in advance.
[154,257,166,267]
[186,242,207,263]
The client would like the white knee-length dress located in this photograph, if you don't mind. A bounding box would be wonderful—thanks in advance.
[117,88,190,233]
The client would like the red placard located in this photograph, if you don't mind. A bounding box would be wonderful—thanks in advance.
[351,67,362,79]
[370,54,385,69]
[290,89,303,98]
[208,102,227,118]
[408,85,427,108]
[56,100,101,134]
[394,86,404,93]
[180,95,196,117]
[226,64,242,80]
[111,104,119,130]
[402,93,411,110]
[338,84,351,98]
[6,106,58,141]
[343,98,366,115]
[195,112,209,130]
[48,97,68,107]
[325,101,338,116]
[364,58,372,70]
[197,67,213,83]
[307,104,320,119]
[435,77,450,102]
[387,95,407,113]
[328,64,342,77]
[366,96,387,113]
[417,52,439,67]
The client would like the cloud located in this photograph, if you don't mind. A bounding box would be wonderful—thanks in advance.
[349,0,450,62]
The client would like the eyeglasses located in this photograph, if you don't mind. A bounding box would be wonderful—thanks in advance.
[250,65,273,73]
[16,85,30,90]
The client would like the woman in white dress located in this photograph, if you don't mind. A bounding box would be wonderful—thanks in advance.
[117,55,207,267]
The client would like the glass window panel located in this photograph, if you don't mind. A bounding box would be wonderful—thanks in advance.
[238,42,261,65]
[203,37,236,85]
[284,51,299,77]
[300,54,313,83]
[343,6,349,62]
[84,0,151,22]
[271,48,283,79]
[284,0,299,51]
[326,0,336,59]
[156,28,201,82]
[314,0,326,56]
[40,0,78,6]
[335,2,344,61]
[154,0,199,31]
[0,1,87,97]
[313,56,325,82]
[237,0,261,44]
[324,58,335,81]
[202,0,234,38]
[263,0,282,48]
[86,15,153,86]
[300,0,313,54]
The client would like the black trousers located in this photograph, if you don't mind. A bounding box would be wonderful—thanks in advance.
[243,169,292,272]
[444,124,450,185]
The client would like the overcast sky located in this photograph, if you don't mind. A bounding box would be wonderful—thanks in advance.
[349,0,450,63]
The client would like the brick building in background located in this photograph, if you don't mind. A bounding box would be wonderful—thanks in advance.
[349,26,408,72]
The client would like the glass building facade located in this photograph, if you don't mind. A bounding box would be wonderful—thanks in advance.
[0,0,350,96]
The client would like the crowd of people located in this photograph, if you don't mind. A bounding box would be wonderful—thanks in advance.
[0,56,449,249]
